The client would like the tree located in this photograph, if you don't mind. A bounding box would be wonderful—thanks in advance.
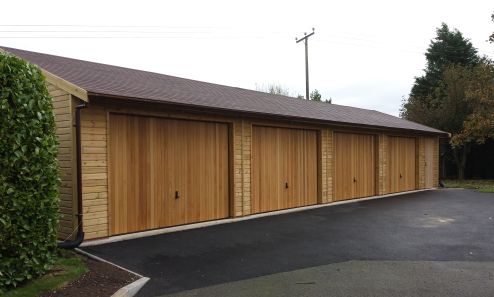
[404,61,494,179]
[401,24,481,179]
[452,60,494,148]
[408,23,479,101]
[310,89,322,101]
[463,13,494,145]
[256,84,332,103]
[255,83,290,96]
[430,65,474,179]
[310,89,332,103]
[490,13,494,43]
[267,84,289,96]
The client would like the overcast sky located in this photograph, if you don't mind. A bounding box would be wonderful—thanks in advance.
[1,0,493,116]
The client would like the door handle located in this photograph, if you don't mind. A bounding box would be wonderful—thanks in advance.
[353,177,357,183]
[399,173,402,178]
[175,191,180,199]
[285,182,289,189]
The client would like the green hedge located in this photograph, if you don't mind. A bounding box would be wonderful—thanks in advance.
[0,51,60,291]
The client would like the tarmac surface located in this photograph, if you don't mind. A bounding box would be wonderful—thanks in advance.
[82,189,494,296]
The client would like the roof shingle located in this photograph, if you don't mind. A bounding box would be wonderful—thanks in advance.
[1,46,446,135]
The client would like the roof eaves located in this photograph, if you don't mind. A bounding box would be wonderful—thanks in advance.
[41,69,89,101]
[88,92,449,137]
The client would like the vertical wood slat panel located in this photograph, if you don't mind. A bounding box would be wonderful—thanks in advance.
[109,115,152,234]
[355,134,376,198]
[334,133,353,200]
[424,137,434,188]
[109,114,229,235]
[334,132,375,201]
[388,136,417,193]
[251,126,280,213]
[403,137,417,191]
[251,126,317,214]
[389,136,399,193]
[181,120,230,224]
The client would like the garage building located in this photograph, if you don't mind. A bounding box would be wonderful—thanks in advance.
[1,47,447,240]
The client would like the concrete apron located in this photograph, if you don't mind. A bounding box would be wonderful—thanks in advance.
[160,260,494,297]
[81,188,436,247]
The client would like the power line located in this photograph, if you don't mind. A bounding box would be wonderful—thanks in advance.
[315,38,493,56]
[0,29,490,57]
[0,35,288,39]
[0,30,213,34]
[0,24,216,28]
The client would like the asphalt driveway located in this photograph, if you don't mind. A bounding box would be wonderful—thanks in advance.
[82,189,494,297]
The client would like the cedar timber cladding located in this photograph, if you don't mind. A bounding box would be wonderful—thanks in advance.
[388,136,417,193]
[418,137,426,189]
[377,134,389,195]
[320,129,333,203]
[1,47,448,241]
[333,132,376,201]
[417,136,437,189]
[80,106,109,239]
[232,120,252,217]
[420,136,439,188]
[79,105,255,239]
[48,83,77,239]
[432,137,439,187]
[108,113,230,235]
[251,125,318,213]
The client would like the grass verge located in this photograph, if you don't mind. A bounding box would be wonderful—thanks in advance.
[443,180,494,193]
[3,250,87,297]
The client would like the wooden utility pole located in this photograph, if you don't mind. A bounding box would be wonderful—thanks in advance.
[296,28,315,100]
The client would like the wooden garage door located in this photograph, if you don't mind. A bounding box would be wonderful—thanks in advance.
[388,136,416,193]
[334,132,376,201]
[424,137,434,188]
[252,126,318,213]
[109,114,229,235]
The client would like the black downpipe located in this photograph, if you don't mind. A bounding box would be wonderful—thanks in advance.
[58,103,87,249]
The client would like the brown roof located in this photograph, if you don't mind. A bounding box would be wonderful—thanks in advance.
[1,46,446,135]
